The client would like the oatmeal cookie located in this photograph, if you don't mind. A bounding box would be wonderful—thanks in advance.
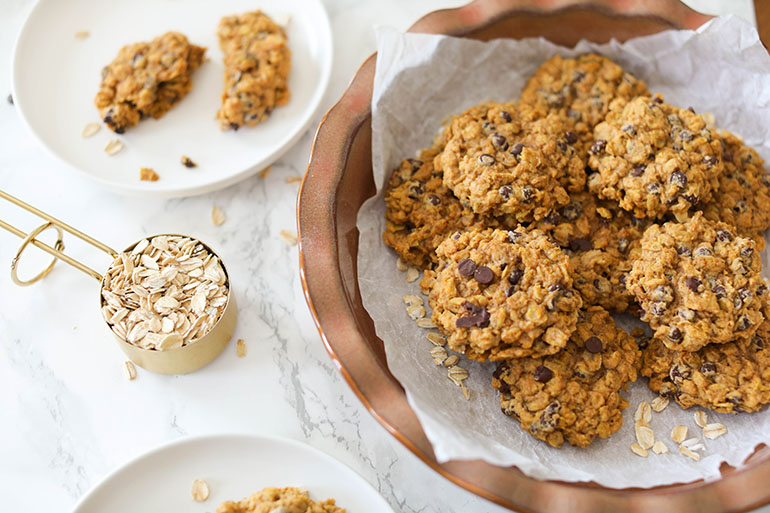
[533,192,649,312]
[641,319,770,413]
[217,10,291,130]
[701,130,770,241]
[383,146,499,269]
[627,213,767,352]
[217,486,344,513]
[95,32,206,133]
[436,101,585,221]
[420,227,582,361]
[492,306,640,448]
[519,53,650,141]
[587,96,723,220]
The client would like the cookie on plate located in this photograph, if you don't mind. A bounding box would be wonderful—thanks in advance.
[492,306,641,448]
[700,130,770,243]
[95,32,206,133]
[627,213,767,352]
[216,486,344,513]
[420,227,582,361]
[641,319,770,413]
[587,96,723,221]
[436,101,584,221]
[519,53,650,141]
[383,146,499,269]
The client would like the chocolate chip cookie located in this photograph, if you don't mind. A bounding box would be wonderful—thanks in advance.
[701,130,770,242]
[492,306,640,448]
[641,318,770,413]
[627,213,767,352]
[587,96,723,220]
[383,146,498,269]
[95,32,206,133]
[436,101,584,221]
[533,192,649,312]
[519,53,650,142]
[420,227,582,361]
[217,10,291,130]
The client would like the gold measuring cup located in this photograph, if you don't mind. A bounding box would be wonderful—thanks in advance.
[0,189,237,374]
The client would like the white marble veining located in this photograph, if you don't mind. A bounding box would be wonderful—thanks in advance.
[0,0,764,512]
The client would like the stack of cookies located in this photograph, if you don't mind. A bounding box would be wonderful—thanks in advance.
[383,54,770,448]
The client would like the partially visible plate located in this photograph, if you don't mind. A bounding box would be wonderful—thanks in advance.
[12,0,332,197]
[71,434,395,513]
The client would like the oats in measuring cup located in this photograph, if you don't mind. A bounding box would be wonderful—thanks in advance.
[100,235,229,350]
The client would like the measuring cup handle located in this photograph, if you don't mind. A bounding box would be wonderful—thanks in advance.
[10,222,65,286]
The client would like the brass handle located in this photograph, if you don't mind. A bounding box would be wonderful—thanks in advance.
[0,189,117,284]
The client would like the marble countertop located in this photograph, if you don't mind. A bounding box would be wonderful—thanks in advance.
[0,1,765,512]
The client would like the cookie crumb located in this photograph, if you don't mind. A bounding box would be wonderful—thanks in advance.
[236,338,246,357]
[74,30,90,39]
[6,94,13,105]
[211,206,226,226]
[139,167,159,181]
[181,155,197,168]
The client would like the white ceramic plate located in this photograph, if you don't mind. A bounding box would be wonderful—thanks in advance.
[71,434,395,513]
[12,0,332,197]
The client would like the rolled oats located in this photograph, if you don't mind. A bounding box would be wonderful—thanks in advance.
[671,425,688,444]
[406,304,426,320]
[448,365,469,386]
[257,165,272,178]
[406,266,420,283]
[236,338,247,357]
[105,139,124,155]
[635,425,655,450]
[396,257,408,272]
[101,235,229,350]
[651,396,669,412]
[444,355,460,367]
[285,175,302,184]
[426,332,446,346]
[630,442,648,458]
[191,479,209,502]
[703,423,727,440]
[634,401,652,426]
[680,445,700,461]
[211,206,226,226]
[430,346,447,366]
[82,122,101,138]
[694,410,708,429]
[74,30,90,39]
[123,360,137,380]
[279,230,298,246]
[416,318,437,329]
[652,440,669,454]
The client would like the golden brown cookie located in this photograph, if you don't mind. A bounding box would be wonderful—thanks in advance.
[627,213,767,352]
[216,486,345,513]
[587,96,723,221]
[436,101,584,221]
[492,306,640,448]
[700,130,770,241]
[383,146,497,269]
[641,318,770,413]
[519,53,650,142]
[95,32,206,133]
[217,10,291,130]
[420,227,582,361]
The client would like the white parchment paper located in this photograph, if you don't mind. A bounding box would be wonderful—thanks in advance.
[358,16,770,488]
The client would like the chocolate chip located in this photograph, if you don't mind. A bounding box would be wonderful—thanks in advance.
[590,140,606,154]
[479,153,496,166]
[457,258,477,277]
[584,336,603,353]
[668,327,683,342]
[428,194,441,206]
[566,109,580,120]
[650,302,666,316]
[676,246,692,257]
[492,365,506,381]
[670,171,688,187]
[572,71,585,82]
[548,283,563,292]
[407,158,423,172]
[543,213,562,225]
[680,129,693,142]
[653,96,663,104]
[724,152,733,163]
[521,186,534,203]
[631,164,646,177]
[408,182,424,199]
[481,121,493,134]
[505,286,515,297]
[498,185,513,199]
[702,155,717,166]
[534,365,554,383]
[561,204,580,220]
[759,284,768,296]
[474,265,495,285]
[670,364,690,381]
[569,237,593,252]
[510,143,524,157]
[740,246,753,258]
[637,336,650,350]
[736,315,751,331]
[716,229,733,242]
[6,94,12,105]
[555,140,567,152]
[455,316,475,328]
[500,111,512,122]
[565,131,578,144]
[694,246,712,257]
[752,334,765,350]
[492,133,509,150]
[617,238,629,253]
[507,231,523,243]
[679,309,695,320]
[647,183,660,194]
[685,277,701,292]
[682,194,698,205]
[712,285,726,298]
[700,362,716,375]
[621,123,636,135]
[738,288,752,301]
[508,269,524,286]
[456,302,490,328]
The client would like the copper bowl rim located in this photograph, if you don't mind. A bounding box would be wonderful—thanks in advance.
[297,1,770,511]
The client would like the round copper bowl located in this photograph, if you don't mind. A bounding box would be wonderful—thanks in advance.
[297,1,770,511]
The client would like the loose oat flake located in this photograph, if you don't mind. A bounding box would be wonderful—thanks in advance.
[430,346,447,366]
[630,443,648,458]
[680,446,700,461]
[448,365,469,386]
[652,440,669,454]
[257,165,272,178]
[101,235,229,351]
[285,175,302,184]
[104,139,124,155]
[279,230,298,246]
[635,425,655,450]
[406,266,420,282]
[82,122,101,138]
[181,155,197,168]
[236,338,246,357]
[703,423,727,440]
[651,396,669,412]
[671,425,688,444]
[396,257,407,272]
[211,206,226,226]
[634,401,652,426]
[694,410,708,429]
[426,332,446,346]
[74,30,90,39]
[406,304,426,320]
[191,479,209,502]
[123,360,137,380]
[444,355,460,368]
[416,318,436,329]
